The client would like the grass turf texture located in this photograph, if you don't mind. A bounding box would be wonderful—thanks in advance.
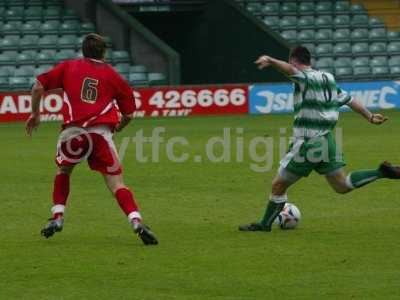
[1,111,400,300]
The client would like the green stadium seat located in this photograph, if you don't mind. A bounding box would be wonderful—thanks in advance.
[148,73,166,85]
[24,7,43,21]
[20,35,40,49]
[298,30,314,42]
[112,50,130,64]
[130,65,147,73]
[389,56,400,66]
[316,58,334,69]
[17,51,37,65]
[34,64,53,76]
[352,43,369,55]
[353,57,370,68]
[1,35,20,50]
[114,63,130,74]
[298,2,314,15]
[387,30,400,41]
[9,77,29,90]
[58,35,78,49]
[40,21,60,34]
[0,7,4,18]
[60,21,80,34]
[372,66,389,76]
[129,73,148,85]
[334,1,350,14]
[2,21,22,35]
[279,16,297,30]
[351,15,369,28]
[315,16,332,28]
[333,29,350,41]
[38,35,58,49]
[315,43,333,57]
[369,28,387,41]
[14,65,35,77]
[0,67,11,77]
[371,56,388,67]
[315,2,333,14]
[369,17,384,28]
[334,15,350,28]
[387,42,400,54]
[263,16,279,29]
[280,2,297,15]
[315,29,333,41]
[54,50,75,61]
[369,42,386,54]
[351,28,368,41]
[0,65,16,76]
[5,7,24,21]
[350,3,365,14]
[0,77,10,90]
[43,7,61,20]
[280,30,297,42]
[353,66,371,76]
[262,3,279,15]
[335,67,353,77]
[0,51,17,66]
[333,43,351,56]
[21,21,41,33]
[246,3,263,14]
[335,57,352,68]
[80,22,95,35]
[36,50,57,64]
[390,66,400,76]
[298,16,314,29]
[62,8,79,21]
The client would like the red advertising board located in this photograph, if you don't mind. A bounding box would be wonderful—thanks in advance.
[0,85,249,122]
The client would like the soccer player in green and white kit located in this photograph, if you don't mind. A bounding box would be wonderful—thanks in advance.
[239,46,400,232]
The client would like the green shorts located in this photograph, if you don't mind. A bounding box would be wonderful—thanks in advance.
[280,132,346,177]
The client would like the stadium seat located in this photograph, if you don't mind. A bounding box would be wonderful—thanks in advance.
[298,16,314,29]
[20,35,40,49]
[24,7,43,21]
[334,15,350,28]
[369,28,387,41]
[335,57,352,68]
[246,3,262,14]
[333,43,351,56]
[55,49,76,61]
[371,56,388,67]
[315,43,333,57]
[80,22,95,35]
[315,2,333,14]
[333,29,350,41]
[114,63,130,75]
[58,35,78,49]
[129,73,148,85]
[372,66,390,76]
[279,16,297,30]
[351,29,369,41]
[9,77,29,90]
[36,50,57,64]
[335,67,353,77]
[0,77,9,89]
[21,21,41,33]
[38,35,58,49]
[351,15,369,28]
[298,2,314,15]
[0,67,11,77]
[43,7,61,20]
[280,2,297,15]
[0,51,17,65]
[1,35,20,50]
[315,16,332,29]
[390,66,400,76]
[389,56,400,66]
[369,17,384,28]
[17,51,36,65]
[34,64,52,76]
[353,57,370,68]
[14,65,35,77]
[350,3,365,14]
[263,16,279,29]
[148,73,167,85]
[262,3,279,15]
[130,65,147,73]
[353,66,371,76]
[280,30,297,42]
[352,43,369,55]
[369,42,387,54]
[315,29,333,41]
[334,1,351,14]
[298,30,314,42]
[60,21,80,34]
[2,21,22,35]
[387,42,400,55]
[316,57,334,69]
[387,31,400,41]
[5,7,24,21]
[112,51,131,64]
[40,21,60,35]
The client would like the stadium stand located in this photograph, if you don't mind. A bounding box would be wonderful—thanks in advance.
[0,0,166,91]
[237,0,400,80]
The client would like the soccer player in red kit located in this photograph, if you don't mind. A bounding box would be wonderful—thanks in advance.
[25,33,158,245]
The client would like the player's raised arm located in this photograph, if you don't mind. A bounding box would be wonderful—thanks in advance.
[255,55,297,76]
[25,81,44,136]
[347,99,388,125]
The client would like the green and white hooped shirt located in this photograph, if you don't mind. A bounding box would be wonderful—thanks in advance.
[289,68,353,139]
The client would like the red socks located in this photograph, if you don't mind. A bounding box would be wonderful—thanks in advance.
[51,173,70,219]
[115,188,142,221]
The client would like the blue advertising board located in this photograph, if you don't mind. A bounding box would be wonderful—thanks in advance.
[249,80,400,114]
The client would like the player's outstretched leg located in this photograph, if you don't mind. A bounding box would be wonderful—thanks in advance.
[326,161,400,194]
[239,168,300,232]
[104,174,158,245]
[41,166,73,238]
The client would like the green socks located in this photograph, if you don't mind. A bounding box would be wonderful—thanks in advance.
[346,169,383,189]
[260,194,287,230]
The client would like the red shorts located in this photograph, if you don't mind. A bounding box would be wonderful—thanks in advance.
[55,125,122,175]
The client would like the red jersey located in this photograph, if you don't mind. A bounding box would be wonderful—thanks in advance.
[37,58,135,129]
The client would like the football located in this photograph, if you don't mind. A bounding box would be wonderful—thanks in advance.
[274,203,301,229]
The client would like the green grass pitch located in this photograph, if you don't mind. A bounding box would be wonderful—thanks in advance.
[1,111,400,299]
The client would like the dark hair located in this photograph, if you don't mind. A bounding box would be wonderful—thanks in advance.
[82,33,106,60]
[289,46,311,65]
